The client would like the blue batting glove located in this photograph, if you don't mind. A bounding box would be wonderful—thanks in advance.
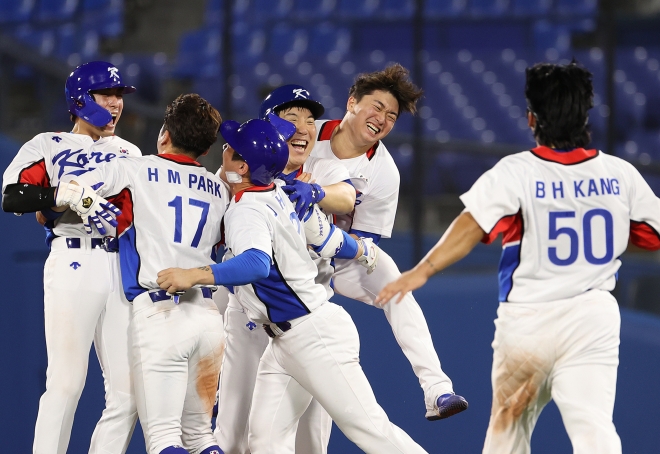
[282,180,326,220]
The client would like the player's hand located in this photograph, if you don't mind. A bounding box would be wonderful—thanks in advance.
[36,211,47,226]
[282,180,325,220]
[296,172,312,183]
[55,182,121,235]
[157,266,214,294]
[375,269,429,306]
[356,237,379,274]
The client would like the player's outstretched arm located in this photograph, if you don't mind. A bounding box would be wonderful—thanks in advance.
[157,266,215,294]
[317,181,356,215]
[375,211,485,305]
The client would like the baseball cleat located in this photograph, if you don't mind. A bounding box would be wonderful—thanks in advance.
[425,393,469,421]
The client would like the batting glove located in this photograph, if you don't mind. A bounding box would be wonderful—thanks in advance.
[55,182,121,235]
[356,237,379,274]
[282,180,325,221]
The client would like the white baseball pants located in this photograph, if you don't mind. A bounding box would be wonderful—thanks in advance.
[483,290,622,454]
[131,289,224,454]
[248,302,428,454]
[214,295,332,454]
[333,248,454,410]
[34,237,136,454]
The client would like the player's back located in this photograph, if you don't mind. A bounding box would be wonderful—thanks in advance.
[78,153,228,300]
[462,146,660,303]
[223,184,327,324]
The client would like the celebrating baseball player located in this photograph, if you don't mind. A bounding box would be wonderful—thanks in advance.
[214,85,377,454]
[157,117,428,454]
[65,94,228,454]
[1,61,141,454]
[308,63,468,420]
[376,61,660,454]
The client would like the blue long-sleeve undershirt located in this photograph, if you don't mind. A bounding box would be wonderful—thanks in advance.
[210,248,271,286]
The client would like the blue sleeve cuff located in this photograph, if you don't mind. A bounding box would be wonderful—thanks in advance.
[41,207,64,221]
[334,230,359,259]
[349,229,381,245]
[210,248,271,286]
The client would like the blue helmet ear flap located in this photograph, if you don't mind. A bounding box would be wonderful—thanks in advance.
[70,92,113,127]
[267,113,296,141]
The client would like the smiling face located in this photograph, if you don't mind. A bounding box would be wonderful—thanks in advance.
[345,90,399,146]
[91,87,124,136]
[278,106,317,173]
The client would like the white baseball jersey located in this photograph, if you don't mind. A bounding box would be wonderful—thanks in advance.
[223,184,328,324]
[312,119,400,238]
[460,146,660,304]
[2,132,141,239]
[74,153,229,301]
[281,155,352,297]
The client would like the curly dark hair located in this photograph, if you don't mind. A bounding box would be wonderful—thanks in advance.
[348,63,423,115]
[163,94,221,157]
[525,61,594,149]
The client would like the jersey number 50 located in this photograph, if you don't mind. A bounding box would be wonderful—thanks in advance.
[548,209,613,266]
[167,196,210,248]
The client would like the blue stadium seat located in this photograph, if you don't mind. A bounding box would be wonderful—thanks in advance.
[113,53,170,103]
[379,0,415,18]
[35,0,79,23]
[555,0,597,15]
[269,24,308,56]
[237,0,292,21]
[308,24,351,57]
[13,26,56,57]
[54,23,100,62]
[232,22,266,62]
[204,0,223,25]
[172,27,222,78]
[82,0,124,37]
[470,0,510,17]
[0,0,34,24]
[511,0,551,16]
[337,0,379,18]
[294,0,337,19]
[425,0,467,17]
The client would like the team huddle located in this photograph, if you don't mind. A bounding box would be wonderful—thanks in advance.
[2,57,659,454]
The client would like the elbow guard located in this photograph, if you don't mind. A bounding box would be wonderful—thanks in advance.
[304,205,345,258]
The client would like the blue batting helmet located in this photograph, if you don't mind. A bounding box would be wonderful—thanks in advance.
[259,84,325,120]
[65,61,136,127]
[220,119,292,186]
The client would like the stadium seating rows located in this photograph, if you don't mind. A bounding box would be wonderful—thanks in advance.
[9,0,660,194]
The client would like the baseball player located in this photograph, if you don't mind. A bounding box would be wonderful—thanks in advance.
[213,85,374,454]
[375,61,660,454]
[157,117,427,454]
[1,61,141,454]
[67,94,227,454]
[310,64,468,420]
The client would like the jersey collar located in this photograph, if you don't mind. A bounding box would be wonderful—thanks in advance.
[234,183,275,202]
[155,153,202,166]
[317,119,378,161]
[530,146,599,165]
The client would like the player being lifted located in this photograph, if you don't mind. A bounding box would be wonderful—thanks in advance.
[213,85,372,454]
[377,61,660,454]
[306,64,467,420]
[157,117,428,454]
[64,94,227,454]
[2,61,141,454]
